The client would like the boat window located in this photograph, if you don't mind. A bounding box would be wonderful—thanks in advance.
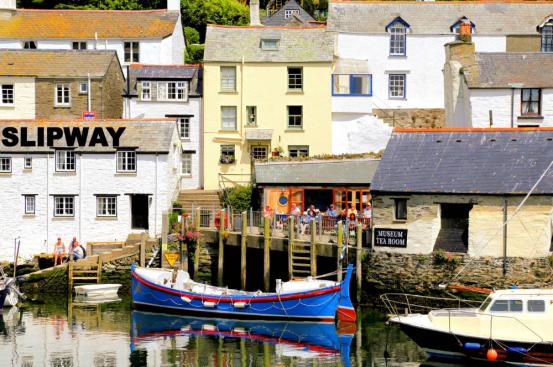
[490,299,523,312]
[528,300,546,312]
[479,296,492,311]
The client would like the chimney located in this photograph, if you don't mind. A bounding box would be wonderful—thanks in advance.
[0,0,16,18]
[167,0,180,12]
[458,19,472,42]
[250,0,261,26]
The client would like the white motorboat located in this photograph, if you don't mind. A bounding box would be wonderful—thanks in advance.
[74,284,121,299]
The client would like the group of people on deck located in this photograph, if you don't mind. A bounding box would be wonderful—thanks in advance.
[53,237,87,265]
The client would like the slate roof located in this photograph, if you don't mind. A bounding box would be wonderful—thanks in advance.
[0,9,179,39]
[262,0,315,26]
[371,129,553,195]
[0,119,177,153]
[255,159,380,185]
[0,50,118,78]
[127,64,202,96]
[328,1,553,35]
[466,53,553,89]
[203,25,333,63]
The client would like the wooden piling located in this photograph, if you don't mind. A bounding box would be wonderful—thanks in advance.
[337,221,343,282]
[161,210,168,268]
[288,215,295,280]
[194,207,201,280]
[263,216,271,291]
[140,232,146,267]
[356,223,362,304]
[241,211,247,290]
[217,210,225,286]
[310,219,317,277]
[67,256,73,293]
[97,255,102,284]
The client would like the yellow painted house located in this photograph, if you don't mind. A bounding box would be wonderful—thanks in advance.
[202,25,334,190]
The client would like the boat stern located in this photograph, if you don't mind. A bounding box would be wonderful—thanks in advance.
[337,264,356,322]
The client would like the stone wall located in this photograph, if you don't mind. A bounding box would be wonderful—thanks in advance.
[101,58,125,119]
[373,108,444,129]
[364,251,553,294]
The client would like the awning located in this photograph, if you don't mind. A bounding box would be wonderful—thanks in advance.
[333,58,370,74]
[245,128,273,141]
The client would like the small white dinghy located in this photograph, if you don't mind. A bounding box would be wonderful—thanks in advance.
[74,284,121,299]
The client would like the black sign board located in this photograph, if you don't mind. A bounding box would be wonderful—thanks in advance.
[374,228,408,248]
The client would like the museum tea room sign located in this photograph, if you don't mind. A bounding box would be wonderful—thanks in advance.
[374,228,408,248]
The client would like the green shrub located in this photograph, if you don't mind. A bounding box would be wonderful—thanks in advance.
[226,185,252,212]
[184,26,200,46]
[185,44,204,63]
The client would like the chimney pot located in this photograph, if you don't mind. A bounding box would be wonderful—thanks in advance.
[459,20,472,42]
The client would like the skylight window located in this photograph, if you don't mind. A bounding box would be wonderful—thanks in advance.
[261,39,279,50]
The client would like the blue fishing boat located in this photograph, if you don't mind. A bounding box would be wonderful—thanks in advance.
[131,263,355,322]
[130,310,353,366]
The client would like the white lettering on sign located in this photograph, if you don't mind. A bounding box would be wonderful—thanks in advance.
[374,228,408,248]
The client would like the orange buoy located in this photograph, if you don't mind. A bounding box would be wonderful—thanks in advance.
[487,348,498,361]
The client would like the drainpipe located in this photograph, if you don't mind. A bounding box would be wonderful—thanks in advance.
[46,152,49,251]
[510,88,514,128]
[87,73,91,112]
[503,197,508,276]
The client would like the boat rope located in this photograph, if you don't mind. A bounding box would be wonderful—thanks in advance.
[492,338,553,366]
[451,159,553,282]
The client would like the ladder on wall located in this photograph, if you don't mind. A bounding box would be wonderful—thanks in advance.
[289,242,313,279]
[68,256,102,291]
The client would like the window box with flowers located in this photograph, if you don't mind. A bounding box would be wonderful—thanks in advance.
[220,145,236,164]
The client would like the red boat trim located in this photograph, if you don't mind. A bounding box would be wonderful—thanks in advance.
[132,271,341,303]
[337,306,357,322]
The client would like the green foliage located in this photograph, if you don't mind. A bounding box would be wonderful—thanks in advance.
[19,0,163,9]
[168,211,179,233]
[432,249,460,266]
[226,185,252,212]
[181,0,249,42]
[185,44,204,63]
[184,26,200,45]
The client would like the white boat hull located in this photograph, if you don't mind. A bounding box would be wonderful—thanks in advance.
[74,284,121,299]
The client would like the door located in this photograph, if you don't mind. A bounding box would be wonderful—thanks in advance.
[131,194,149,230]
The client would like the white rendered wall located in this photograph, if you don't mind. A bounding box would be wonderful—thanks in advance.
[171,17,185,64]
[0,77,35,119]
[332,113,392,154]
[473,35,507,52]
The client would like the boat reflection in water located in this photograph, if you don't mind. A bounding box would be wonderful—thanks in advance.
[131,310,354,366]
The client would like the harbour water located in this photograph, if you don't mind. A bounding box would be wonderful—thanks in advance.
[0,296,479,367]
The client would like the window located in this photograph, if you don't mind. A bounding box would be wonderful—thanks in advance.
[542,25,553,52]
[246,106,257,126]
[116,150,136,172]
[261,39,279,50]
[220,145,235,164]
[288,67,303,90]
[251,146,268,160]
[55,150,75,172]
[0,157,11,172]
[141,82,151,101]
[182,153,192,176]
[332,74,372,96]
[54,196,74,217]
[79,82,88,94]
[394,198,407,220]
[167,82,186,100]
[490,299,523,312]
[220,67,236,91]
[389,24,406,56]
[221,106,237,131]
[24,157,32,169]
[521,88,541,115]
[24,195,35,215]
[55,84,71,106]
[97,196,117,217]
[1,84,14,105]
[528,300,545,312]
[124,41,139,63]
[389,74,406,99]
[178,117,191,139]
[287,105,303,129]
[284,9,300,19]
[23,41,36,49]
[288,145,309,157]
[72,41,87,50]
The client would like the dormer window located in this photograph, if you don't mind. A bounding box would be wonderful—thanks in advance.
[540,20,553,52]
[386,17,410,56]
[261,39,279,50]
[284,9,300,19]
[450,16,475,34]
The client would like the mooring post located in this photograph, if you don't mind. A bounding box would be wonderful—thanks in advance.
[67,255,73,293]
[337,221,344,282]
[181,214,188,272]
[249,207,254,233]
[288,215,295,280]
[194,207,201,280]
[241,210,247,290]
[140,232,146,267]
[161,210,168,268]
[217,210,225,286]
[310,219,317,277]
[263,216,271,291]
[356,223,362,304]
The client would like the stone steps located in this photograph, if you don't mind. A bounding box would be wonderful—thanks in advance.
[177,189,222,212]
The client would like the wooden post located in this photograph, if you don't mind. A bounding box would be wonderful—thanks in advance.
[310,219,317,277]
[97,254,102,284]
[217,211,225,286]
[288,215,295,280]
[263,342,271,367]
[240,211,247,290]
[356,223,362,304]
[67,257,73,293]
[161,210,168,268]
[181,214,188,272]
[140,232,146,267]
[337,221,343,282]
[263,217,271,291]
[194,207,201,280]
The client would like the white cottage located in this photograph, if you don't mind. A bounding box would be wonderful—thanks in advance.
[0,0,184,71]
[327,1,553,153]
[124,64,202,190]
[0,119,181,260]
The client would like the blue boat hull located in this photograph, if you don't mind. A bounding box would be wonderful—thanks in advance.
[131,265,352,321]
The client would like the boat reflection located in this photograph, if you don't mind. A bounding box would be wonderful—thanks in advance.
[131,310,354,366]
